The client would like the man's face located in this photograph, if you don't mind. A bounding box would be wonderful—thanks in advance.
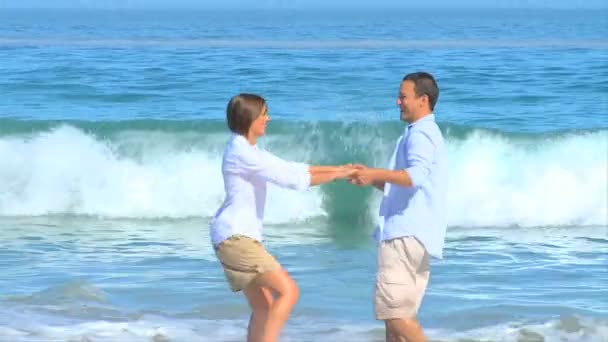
[397,80,425,123]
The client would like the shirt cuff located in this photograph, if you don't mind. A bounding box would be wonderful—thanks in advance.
[295,162,311,190]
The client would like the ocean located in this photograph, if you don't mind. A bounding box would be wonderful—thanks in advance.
[0,8,607,342]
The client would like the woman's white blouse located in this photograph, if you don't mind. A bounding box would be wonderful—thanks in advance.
[209,134,311,246]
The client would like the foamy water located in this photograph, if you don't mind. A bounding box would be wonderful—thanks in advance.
[1,125,605,227]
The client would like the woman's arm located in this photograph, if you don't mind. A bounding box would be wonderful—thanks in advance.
[235,147,355,190]
[309,166,355,186]
[309,165,344,173]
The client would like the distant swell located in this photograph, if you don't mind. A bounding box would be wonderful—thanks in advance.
[0,120,606,227]
[1,38,607,49]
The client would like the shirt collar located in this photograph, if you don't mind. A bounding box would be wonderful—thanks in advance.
[404,114,435,134]
[232,133,257,148]
[407,113,435,129]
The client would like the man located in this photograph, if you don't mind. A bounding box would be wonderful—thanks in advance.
[350,72,447,342]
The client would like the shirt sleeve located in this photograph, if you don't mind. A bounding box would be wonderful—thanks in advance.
[233,146,311,191]
[404,130,435,188]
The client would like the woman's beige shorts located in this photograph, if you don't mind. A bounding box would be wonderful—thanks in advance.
[374,236,430,320]
[214,235,282,292]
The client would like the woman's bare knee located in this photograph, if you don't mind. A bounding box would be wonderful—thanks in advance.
[244,285,273,312]
[277,271,299,305]
[254,270,299,304]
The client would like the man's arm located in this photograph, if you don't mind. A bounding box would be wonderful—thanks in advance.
[371,181,385,191]
[352,131,434,188]
[356,168,413,187]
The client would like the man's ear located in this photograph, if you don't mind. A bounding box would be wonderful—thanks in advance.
[420,94,429,108]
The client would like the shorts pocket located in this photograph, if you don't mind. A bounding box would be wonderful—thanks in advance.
[377,268,410,285]
[376,271,416,309]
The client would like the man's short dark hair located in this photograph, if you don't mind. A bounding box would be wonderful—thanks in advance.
[226,93,267,136]
[403,72,439,111]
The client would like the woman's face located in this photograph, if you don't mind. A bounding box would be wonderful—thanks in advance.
[248,105,270,138]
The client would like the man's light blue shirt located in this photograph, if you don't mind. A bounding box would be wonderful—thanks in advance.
[374,114,448,259]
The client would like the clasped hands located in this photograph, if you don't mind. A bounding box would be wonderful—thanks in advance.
[336,164,376,186]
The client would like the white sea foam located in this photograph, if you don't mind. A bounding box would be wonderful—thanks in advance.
[0,308,605,342]
[1,125,606,227]
[0,125,325,224]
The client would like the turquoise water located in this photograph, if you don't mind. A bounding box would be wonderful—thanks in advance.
[0,9,607,342]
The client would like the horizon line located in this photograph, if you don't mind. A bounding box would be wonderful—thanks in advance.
[1,38,607,49]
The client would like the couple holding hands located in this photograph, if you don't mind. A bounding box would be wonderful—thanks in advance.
[210,72,447,342]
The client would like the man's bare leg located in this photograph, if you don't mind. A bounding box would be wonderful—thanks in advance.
[385,318,426,342]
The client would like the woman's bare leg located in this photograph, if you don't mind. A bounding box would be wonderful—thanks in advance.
[245,269,299,342]
[243,286,274,342]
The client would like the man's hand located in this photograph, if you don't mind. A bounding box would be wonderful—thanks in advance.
[345,164,386,191]
[349,164,367,170]
[335,165,358,180]
[345,164,374,186]
[350,167,376,186]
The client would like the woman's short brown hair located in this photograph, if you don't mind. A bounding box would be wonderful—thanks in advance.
[226,94,267,136]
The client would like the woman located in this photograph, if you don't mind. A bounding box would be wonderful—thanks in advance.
[210,94,353,342]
